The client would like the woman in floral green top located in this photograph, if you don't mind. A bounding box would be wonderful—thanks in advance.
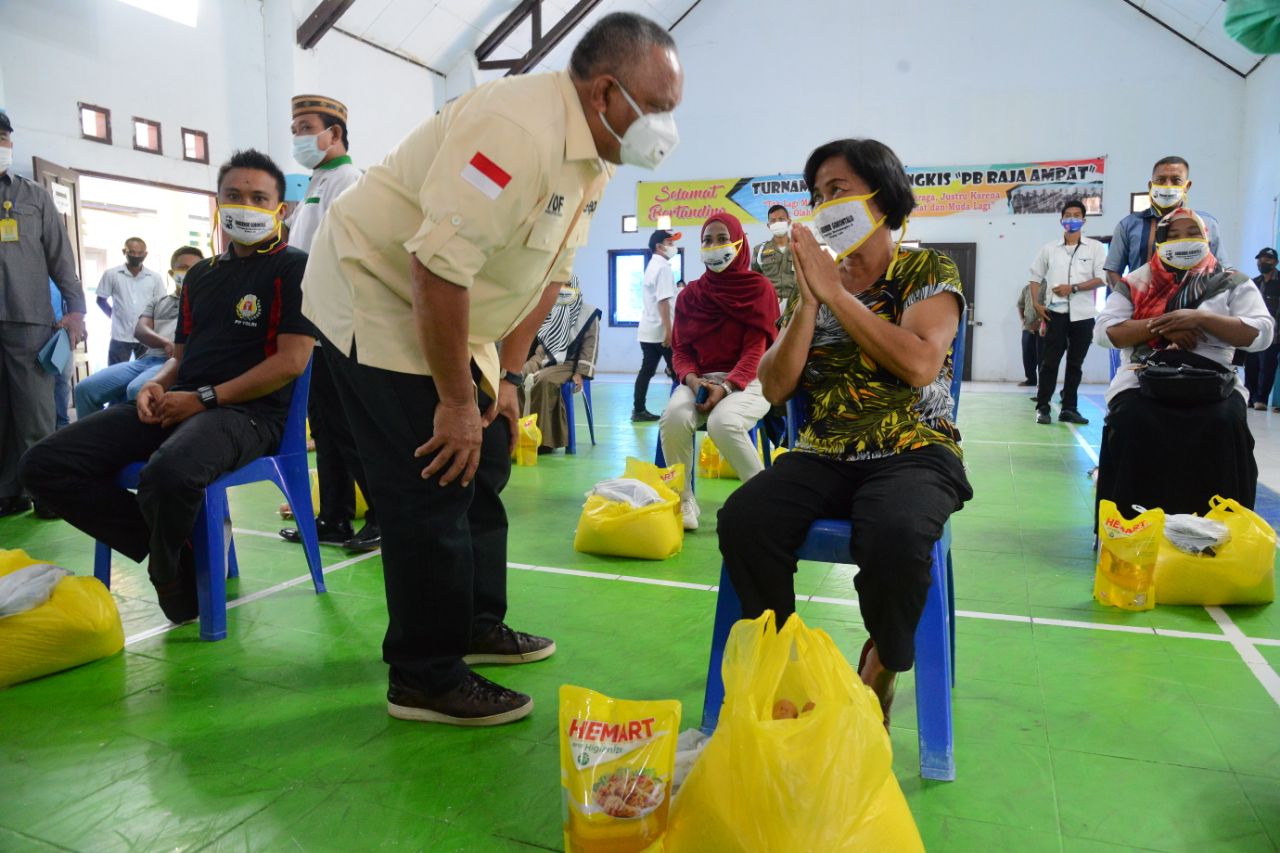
[719,139,972,727]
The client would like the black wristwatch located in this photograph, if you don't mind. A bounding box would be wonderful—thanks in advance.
[501,370,523,386]
[1071,284,1079,294]
[196,385,218,409]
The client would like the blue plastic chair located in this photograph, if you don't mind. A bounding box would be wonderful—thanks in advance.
[700,316,967,781]
[561,377,595,455]
[93,359,325,641]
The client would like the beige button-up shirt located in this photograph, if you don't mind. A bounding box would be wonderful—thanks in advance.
[301,70,613,394]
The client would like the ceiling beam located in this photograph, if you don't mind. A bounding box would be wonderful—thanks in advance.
[1118,0,1248,79]
[297,0,357,50]
[476,0,605,76]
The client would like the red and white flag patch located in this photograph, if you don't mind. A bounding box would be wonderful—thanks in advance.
[461,152,511,200]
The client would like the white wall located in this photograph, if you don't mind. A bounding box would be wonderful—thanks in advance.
[0,0,442,196]
[1237,57,1279,270]
[573,0,1251,380]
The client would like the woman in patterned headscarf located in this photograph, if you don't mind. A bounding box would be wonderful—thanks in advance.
[518,277,600,453]
[718,138,973,729]
[1094,208,1273,516]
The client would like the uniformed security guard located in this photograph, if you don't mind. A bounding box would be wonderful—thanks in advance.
[751,203,797,306]
[302,12,683,727]
[0,109,86,518]
[278,94,381,553]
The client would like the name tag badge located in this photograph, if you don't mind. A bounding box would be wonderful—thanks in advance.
[0,218,18,243]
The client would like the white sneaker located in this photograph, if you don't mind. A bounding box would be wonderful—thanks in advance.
[681,496,700,531]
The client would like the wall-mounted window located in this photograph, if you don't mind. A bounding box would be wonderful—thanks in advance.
[1130,192,1151,214]
[78,103,112,144]
[182,128,209,164]
[608,248,684,327]
[133,117,162,154]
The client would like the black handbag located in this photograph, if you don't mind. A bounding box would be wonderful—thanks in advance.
[1137,349,1236,405]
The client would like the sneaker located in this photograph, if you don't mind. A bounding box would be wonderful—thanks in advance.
[1253,403,1267,411]
[1059,409,1090,425]
[1035,407,1051,425]
[1272,407,1280,413]
[388,671,533,727]
[463,622,556,665]
[1017,379,1036,387]
[681,496,700,531]
[631,410,660,423]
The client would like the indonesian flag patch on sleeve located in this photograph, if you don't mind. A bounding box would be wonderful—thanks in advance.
[461,152,512,200]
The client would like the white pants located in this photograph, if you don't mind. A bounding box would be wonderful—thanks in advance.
[659,378,771,500]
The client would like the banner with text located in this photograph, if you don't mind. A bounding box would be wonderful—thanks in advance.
[635,157,1105,226]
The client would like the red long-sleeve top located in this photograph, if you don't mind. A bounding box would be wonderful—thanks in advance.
[671,291,773,391]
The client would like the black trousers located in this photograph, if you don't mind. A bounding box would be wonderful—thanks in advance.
[1,322,55,498]
[1036,313,1094,410]
[1021,329,1041,384]
[108,339,149,365]
[322,338,510,694]
[633,341,673,412]
[19,403,280,584]
[307,349,377,526]
[1245,338,1280,406]
[718,445,971,672]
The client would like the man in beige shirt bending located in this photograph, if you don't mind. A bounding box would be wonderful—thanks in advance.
[302,12,683,727]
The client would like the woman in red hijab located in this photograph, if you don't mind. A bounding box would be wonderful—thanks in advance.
[659,212,780,531]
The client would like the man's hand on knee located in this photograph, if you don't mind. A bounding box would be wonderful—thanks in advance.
[157,391,204,429]
[136,382,165,425]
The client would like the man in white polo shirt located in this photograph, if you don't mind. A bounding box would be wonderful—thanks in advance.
[96,237,166,364]
[1028,199,1107,425]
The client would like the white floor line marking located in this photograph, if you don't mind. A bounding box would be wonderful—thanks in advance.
[1065,423,1100,465]
[966,439,1086,448]
[123,549,381,646]
[120,528,1280,701]
[1205,605,1280,706]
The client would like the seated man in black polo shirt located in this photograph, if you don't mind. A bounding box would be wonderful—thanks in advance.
[20,149,315,623]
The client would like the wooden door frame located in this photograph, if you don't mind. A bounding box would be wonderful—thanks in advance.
[919,242,977,382]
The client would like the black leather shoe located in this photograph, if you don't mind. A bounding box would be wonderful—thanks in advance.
[32,500,60,520]
[631,410,660,422]
[464,622,556,665]
[1017,379,1036,387]
[0,496,32,518]
[279,518,354,545]
[387,672,533,726]
[342,522,381,552]
[1036,407,1051,425]
[1059,409,1090,425]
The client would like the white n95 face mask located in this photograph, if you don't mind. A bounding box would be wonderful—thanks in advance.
[0,146,12,174]
[1157,238,1210,270]
[292,133,327,170]
[601,80,679,170]
[812,191,885,261]
[768,221,790,237]
[219,203,281,246]
[1149,183,1185,209]
[700,239,742,272]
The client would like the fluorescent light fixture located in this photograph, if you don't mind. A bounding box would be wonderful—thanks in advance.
[114,0,198,27]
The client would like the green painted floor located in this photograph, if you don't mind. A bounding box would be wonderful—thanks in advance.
[2,381,1278,852]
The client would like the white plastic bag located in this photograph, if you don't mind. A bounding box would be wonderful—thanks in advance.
[671,728,710,797]
[588,477,665,508]
[0,564,72,618]
[1135,505,1232,556]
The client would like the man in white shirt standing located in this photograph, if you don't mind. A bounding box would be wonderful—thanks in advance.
[278,93,380,553]
[96,237,165,364]
[1029,199,1107,425]
[632,228,679,422]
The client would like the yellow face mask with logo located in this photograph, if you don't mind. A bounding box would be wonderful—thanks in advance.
[217,203,284,250]
[812,191,885,261]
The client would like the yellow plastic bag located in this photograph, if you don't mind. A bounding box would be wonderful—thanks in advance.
[309,470,369,519]
[666,612,924,852]
[573,458,685,560]
[559,685,681,853]
[512,414,541,466]
[1095,501,1164,611]
[1155,496,1276,605]
[0,549,124,688]
[697,437,726,479]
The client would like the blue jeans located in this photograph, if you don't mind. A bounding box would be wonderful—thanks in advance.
[54,360,73,430]
[73,355,167,421]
